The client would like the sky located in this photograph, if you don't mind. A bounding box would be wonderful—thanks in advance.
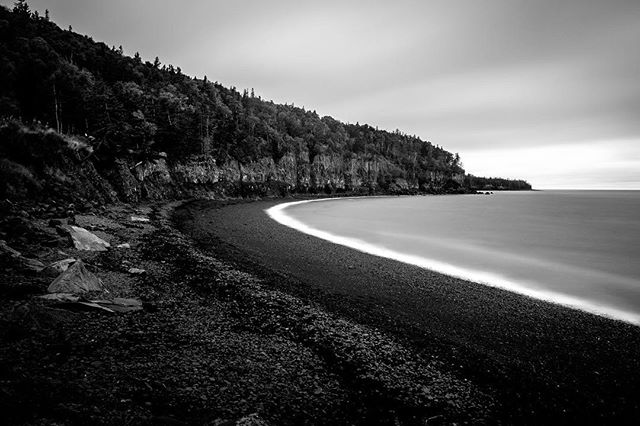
[8,0,640,189]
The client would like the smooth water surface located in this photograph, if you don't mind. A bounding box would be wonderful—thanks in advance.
[268,191,640,324]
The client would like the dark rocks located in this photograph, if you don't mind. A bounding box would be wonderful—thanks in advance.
[18,256,45,273]
[236,413,269,426]
[60,225,110,251]
[47,259,105,294]
[1,240,45,273]
[41,258,77,277]
[91,297,143,313]
[48,219,63,227]
[0,239,21,258]
[41,236,67,248]
[39,294,143,314]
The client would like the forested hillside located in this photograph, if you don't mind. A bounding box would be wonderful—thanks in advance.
[0,2,530,203]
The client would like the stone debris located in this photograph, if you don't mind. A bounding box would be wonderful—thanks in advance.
[128,267,146,275]
[61,225,111,251]
[91,297,143,313]
[39,294,143,314]
[116,243,131,249]
[130,215,150,222]
[47,259,105,294]
[59,300,116,314]
[236,413,269,426]
[41,258,77,277]
[19,256,46,272]
[2,240,45,272]
[38,293,80,302]
[48,218,64,227]
[0,239,22,257]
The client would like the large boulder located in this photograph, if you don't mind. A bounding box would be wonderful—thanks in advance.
[41,258,77,277]
[62,225,110,251]
[47,259,105,294]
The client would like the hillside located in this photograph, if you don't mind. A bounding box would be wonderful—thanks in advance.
[0,3,530,204]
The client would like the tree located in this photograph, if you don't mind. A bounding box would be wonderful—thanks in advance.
[13,0,29,15]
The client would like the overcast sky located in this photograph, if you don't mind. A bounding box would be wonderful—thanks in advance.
[10,0,640,189]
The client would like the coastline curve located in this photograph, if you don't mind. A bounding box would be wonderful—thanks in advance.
[266,197,640,326]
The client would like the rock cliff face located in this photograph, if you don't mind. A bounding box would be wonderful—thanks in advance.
[127,152,464,202]
[0,122,481,207]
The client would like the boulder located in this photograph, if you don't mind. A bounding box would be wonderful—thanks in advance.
[41,258,77,277]
[62,225,110,251]
[47,259,105,294]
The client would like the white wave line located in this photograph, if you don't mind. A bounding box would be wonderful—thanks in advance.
[266,198,640,326]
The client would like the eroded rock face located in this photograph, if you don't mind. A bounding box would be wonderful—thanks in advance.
[47,259,104,294]
[132,152,458,199]
[62,225,110,251]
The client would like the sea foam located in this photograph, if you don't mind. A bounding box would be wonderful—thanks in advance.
[266,198,640,326]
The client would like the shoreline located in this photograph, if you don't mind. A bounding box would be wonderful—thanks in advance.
[6,199,490,425]
[266,197,640,326]
[175,197,640,423]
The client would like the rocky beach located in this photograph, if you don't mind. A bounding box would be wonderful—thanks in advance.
[175,198,640,424]
[2,195,640,424]
[0,198,492,425]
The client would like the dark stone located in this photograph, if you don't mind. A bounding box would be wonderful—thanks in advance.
[42,237,68,248]
[49,219,63,227]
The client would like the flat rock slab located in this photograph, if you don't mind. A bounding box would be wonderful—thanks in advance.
[55,301,115,314]
[47,259,105,294]
[63,225,110,251]
[19,256,45,272]
[38,293,80,302]
[93,297,143,313]
[40,294,142,314]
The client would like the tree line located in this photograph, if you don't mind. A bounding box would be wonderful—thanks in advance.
[0,2,530,192]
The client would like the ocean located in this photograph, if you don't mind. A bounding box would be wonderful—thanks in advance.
[267,191,640,325]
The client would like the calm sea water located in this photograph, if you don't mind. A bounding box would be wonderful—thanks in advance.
[269,191,640,324]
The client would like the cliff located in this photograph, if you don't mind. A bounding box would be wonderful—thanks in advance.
[1,120,469,208]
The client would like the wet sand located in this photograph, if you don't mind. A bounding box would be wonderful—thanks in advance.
[175,198,640,423]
